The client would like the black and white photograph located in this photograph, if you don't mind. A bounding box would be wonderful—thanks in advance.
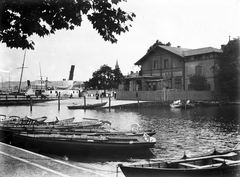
[0,0,240,176]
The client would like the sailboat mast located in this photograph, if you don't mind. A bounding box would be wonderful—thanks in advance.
[18,50,26,93]
[39,62,42,92]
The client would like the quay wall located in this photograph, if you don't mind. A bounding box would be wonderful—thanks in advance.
[116,91,214,101]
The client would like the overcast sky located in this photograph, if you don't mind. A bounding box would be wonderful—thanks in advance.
[0,0,239,83]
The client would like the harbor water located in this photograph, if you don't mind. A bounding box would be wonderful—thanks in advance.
[0,97,240,176]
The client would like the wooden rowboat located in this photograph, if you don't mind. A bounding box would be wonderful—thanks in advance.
[67,102,107,109]
[118,151,240,177]
[12,132,156,156]
[31,116,48,123]
[44,117,75,125]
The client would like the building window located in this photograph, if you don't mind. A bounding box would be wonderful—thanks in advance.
[174,77,182,89]
[195,66,203,75]
[205,54,210,59]
[164,59,169,69]
[153,60,158,69]
[194,55,202,60]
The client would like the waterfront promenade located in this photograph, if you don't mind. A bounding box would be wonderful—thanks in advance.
[0,142,124,177]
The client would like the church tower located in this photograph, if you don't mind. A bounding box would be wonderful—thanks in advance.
[115,60,119,69]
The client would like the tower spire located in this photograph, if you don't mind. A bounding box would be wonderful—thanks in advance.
[115,60,119,69]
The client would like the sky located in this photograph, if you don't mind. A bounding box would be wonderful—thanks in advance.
[0,0,240,83]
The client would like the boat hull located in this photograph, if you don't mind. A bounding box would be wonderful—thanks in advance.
[0,98,59,106]
[67,102,107,109]
[12,133,155,157]
[119,164,240,177]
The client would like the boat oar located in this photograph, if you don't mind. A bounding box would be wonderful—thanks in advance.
[150,152,237,162]
[83,118,99,121]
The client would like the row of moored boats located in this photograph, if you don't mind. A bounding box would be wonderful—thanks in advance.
[0,114,156,156]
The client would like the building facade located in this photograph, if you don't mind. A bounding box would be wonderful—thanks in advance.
[125,42,222,92]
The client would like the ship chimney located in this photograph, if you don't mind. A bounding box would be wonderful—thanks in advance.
[68,65,75,81]
[27,80,31,87]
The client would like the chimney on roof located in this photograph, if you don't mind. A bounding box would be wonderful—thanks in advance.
[221,45,226,50]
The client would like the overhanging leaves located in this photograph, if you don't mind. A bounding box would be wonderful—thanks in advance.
[0,0,135,50]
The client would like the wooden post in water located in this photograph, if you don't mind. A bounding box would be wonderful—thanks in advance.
[30,97,32,112]
[109,95,111,108]
[84,96,86,107]
[136,91,139,107]
[58,92,60,111]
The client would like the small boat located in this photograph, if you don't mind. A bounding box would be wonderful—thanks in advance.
[0,115,20,123]
[44,117,75,125]
[118,151,240,177]
[12,132,156,156]
[170,100,182,108]
[170,100,195,109]
[30,116,48,123]
[67,102,107,109]
[0,114,7,121]
[0,115,47,126]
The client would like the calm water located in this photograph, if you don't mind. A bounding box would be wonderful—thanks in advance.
[1,98,240,175]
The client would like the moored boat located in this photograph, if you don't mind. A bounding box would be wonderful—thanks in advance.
[67,102,107,109]
[12,132,156,156]
[170,100,195,109]
[30,116,48,123]
[118,151,240,177]
[0,95,60,106]
[170,100,182,108]
[44,117,75,125]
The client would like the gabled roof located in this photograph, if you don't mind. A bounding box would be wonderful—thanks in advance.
[135,45,222,66]
[135,45,190,65]
[183,47,222,56]
[160,45,191,57]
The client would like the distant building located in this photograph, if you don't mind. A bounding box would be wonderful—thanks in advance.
[125,41,222,91]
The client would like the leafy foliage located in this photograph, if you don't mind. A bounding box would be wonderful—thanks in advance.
[217,38,240,101]
[147,40,171,53]
[85,64,124,92]
[0,0,135,49]
[189,75,209,91]
[113,67,124,89]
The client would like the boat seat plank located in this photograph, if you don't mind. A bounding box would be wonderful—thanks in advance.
[198,163,222,169]
[213,158,234,163]
[227,160,240,165]
[179,163,200,168]
[180,162,227,169]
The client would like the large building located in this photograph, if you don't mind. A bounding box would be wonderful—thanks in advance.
[125,41,222,92]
